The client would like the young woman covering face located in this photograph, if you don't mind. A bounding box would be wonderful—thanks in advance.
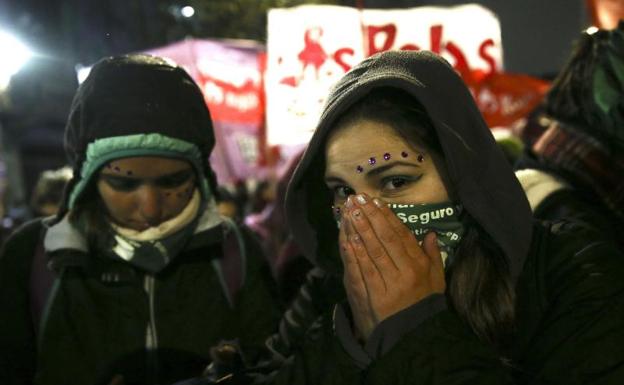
[249,50,624,385]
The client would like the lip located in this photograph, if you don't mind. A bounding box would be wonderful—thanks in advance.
[124,220,155,232]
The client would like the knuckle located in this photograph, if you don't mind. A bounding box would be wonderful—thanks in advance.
[362,265,377,279]
[379,230,399,244]
[369,250,386,260]
[362,205,379,218]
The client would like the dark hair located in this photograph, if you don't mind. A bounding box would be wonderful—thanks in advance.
[331,87,515,354]
[68,176,111,249]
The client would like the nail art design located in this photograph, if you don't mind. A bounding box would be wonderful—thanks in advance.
[383,153,391,161]
[114,166,120,172]
[417,154,424,162]
[126,171,133,176]
[368,157,376,166]
[401,151,408,158]
[356,165,364,173]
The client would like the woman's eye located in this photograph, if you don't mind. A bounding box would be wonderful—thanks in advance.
[103,177,140,192]
[333,185,355,199]
[381,176,417,191]
[155,171,194,189]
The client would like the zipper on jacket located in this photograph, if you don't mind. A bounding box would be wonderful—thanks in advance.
[144,274,159,384]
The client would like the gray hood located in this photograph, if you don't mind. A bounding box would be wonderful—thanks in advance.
[284,50,533,282]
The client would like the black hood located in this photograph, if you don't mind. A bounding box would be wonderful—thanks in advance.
[58,54,218,216]
[285,50,533,282]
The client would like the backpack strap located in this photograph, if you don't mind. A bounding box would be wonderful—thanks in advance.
[29,224,56,332]
[211,218,247,309]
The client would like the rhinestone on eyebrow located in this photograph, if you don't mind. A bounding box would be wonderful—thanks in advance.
[368,157,376,166]
[356,165,364,173]
[383,153,391,161]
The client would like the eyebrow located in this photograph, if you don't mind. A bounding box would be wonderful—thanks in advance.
[100,168,194,182]
[324,161,421,183]
[364,161,421,177]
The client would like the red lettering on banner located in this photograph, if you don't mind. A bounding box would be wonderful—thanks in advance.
[200,75,262,125]
[279,22,501,96]
[298,28,328,78]
[430,24,442,53]
[400,44,420,51]
[367,24,397,56]
[478,38,497,74]
[333,47,355,72]
[444,41,470,76]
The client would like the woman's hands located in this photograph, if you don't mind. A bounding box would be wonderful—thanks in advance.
[338,193,446,341]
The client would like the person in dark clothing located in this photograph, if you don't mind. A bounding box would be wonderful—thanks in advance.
[515,21,624,249]
[29,166,72,218]
[189,49,624,385]
[0,54,280,385]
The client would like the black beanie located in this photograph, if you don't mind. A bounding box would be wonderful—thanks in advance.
[58,54,218,216]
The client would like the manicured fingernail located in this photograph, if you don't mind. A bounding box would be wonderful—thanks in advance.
[373,198,383,208]
[345,196,354,208]
[352,209,361,220]
[356,194,366,204]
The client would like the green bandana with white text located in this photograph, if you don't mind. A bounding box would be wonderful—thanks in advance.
[388,202,464,266]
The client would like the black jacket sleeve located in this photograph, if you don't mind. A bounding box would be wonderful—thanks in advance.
[0,219,43,385]
[251,221,624,385]
[512,221,624,384]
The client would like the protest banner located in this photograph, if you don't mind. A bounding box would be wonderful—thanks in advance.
[266,4,504,145]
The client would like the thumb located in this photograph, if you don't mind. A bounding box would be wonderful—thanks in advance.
[423,231,443,269]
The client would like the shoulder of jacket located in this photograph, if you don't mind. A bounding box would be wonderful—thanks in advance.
[2,217,47,248]
[534,219,624,286]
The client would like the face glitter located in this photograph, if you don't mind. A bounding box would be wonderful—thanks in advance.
[401,151,408,158]
[356,165,364,173]
[383,153,391,161]
[368,157,376,165]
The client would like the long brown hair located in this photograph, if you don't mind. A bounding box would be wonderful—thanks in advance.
[331,87,515,354]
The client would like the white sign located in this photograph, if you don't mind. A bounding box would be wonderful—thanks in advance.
[266,4,503,145]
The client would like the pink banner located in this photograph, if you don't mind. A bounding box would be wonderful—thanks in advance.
[147,38,267,185]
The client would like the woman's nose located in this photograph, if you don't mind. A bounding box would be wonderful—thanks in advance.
[137,186,163,225]
[352,188,378,200]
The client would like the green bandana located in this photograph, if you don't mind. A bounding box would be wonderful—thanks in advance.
[335,201,464,266]
[388,202,464,266]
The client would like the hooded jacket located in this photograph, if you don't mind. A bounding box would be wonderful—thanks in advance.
[0,55,280,385]
[254,50,624,384]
